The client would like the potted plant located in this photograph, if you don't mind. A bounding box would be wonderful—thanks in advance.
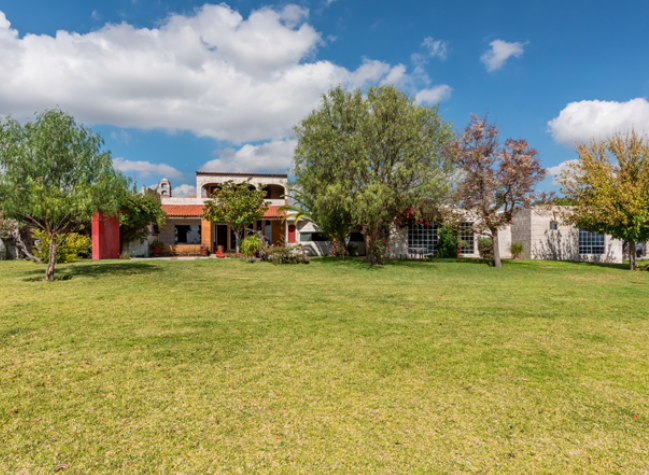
[200,246,210,257]
[457,239,468,258]
[150,239,164,256]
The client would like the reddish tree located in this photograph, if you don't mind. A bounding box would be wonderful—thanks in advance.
[453,115,548,267]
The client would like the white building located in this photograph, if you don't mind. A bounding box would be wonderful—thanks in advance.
[142,170,632,264]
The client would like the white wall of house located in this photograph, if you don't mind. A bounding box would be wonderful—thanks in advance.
[513,208,623,264]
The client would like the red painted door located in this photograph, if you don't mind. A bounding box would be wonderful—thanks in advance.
[288,224,296,243]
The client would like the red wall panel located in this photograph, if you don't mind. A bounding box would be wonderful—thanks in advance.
[92,213,120,260]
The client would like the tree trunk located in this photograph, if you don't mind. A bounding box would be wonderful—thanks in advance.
[45,233,58,282]
[629,240,636,270]
[492,228,502,268]
[234,230,241,253]
[363,227,386,266]
[12,229,39,262]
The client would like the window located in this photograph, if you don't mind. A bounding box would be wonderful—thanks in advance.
[408,223,438,255]
[300,232,329,242]
[578,229,605,255]
[550,221,558,231]
[348,232,365,242]
[459,223,474,255]
[174,225,201,245]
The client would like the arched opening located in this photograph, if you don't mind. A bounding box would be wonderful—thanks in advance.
[264,184,285,200]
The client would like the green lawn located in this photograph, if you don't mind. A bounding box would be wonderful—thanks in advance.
[1,257,648,474]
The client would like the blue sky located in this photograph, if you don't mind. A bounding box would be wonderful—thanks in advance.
[1,0,649,196]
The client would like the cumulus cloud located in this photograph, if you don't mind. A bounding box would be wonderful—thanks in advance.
[545,159,578,185]
[422,37,448,60]
[548,98,649,146]
[112,157,183,179]
[201,139,296,173]
[415,85,452,105]
[172,184,197,197]
[480,39,527,72]
[0,5,432,144]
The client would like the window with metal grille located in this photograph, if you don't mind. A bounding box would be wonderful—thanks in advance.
[578,229,605,255]
[550,221,558,231]
[459,223,474,255]
[408,223,438,255]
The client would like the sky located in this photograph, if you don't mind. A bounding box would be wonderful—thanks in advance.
[1,0,649,197]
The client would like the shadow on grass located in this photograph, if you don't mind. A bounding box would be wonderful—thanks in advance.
[21,261,162,281]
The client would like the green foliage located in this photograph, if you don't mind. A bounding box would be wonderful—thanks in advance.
[32,229,91,264]
[280,188,355,259]
[478,237,494,259]
[119,190,167,249]
[558,131,649,270]
[150,239,164,249]
[269,244,310,264]
[240,234,262,256]
[0,109,128,280]
[202,179,268,252]
[437,226,458,258]
[510,241,524,259]
[293,85,455,265]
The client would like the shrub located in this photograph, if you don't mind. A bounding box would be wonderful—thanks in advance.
[269,244,310,264]
[32,230,92,264]
[241,234,262,256]
[478,237,494,259]
[510,241,524,259]
[437,226,458,258]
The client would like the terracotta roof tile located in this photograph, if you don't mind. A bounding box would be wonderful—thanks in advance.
[161,204,285,219]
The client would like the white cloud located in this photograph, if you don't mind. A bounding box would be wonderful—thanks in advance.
[110,130,131,144]
[546,159,578,185]
[112,157,183,179]
[0,5,433,144]
[91,10,101,21]
[422,37,448,61]
[415,85,452,105]
[480,39,527,72]
[201,139,297,173]
[548,98,649,146]
[172,184,197,197]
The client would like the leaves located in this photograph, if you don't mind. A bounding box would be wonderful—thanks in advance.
[558,131,649,269]
[293,85,455,265]
[202,179,269,252]
[452,114,547,267]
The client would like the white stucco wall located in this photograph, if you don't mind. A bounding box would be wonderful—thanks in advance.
[513,207,623,264]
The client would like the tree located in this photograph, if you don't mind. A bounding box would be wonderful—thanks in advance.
[118,189,167,251]
[202,179,269,252]
[452,114,548,268]
[558,131,649,270]
[279,187,355,259]
[0,110,128,281]
[293,85,454,265]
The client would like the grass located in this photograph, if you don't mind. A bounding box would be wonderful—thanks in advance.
[1,257,648,474]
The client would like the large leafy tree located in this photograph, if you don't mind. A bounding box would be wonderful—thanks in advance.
[202,179,269,252]
[293,85,454,265]
[118,189,167,251]
[0,110,128,281]
[452,114,547,268]
[558,131,649,270]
